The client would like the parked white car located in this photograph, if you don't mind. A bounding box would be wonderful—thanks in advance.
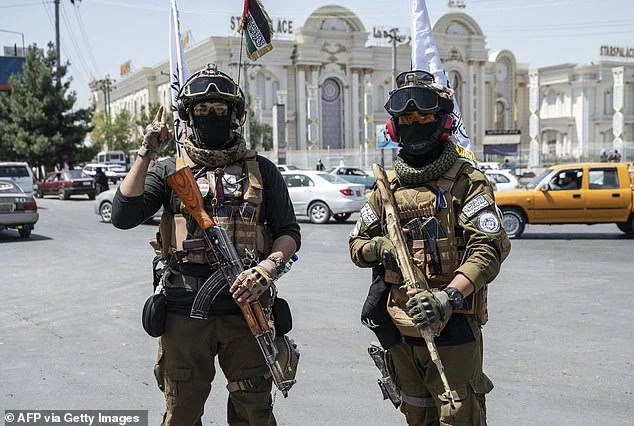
[83,163,127,184]
[94,188,162,223]
[276,164,302,172]
[281,171,366,224]
[484,169,521,191]
[0,162,36,195]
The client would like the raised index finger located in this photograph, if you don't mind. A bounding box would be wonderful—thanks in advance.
[154,105,164,123]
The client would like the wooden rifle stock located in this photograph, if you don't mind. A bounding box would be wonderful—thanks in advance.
[166,166,214,230]
[371,163,460,410]
[166,166,293,396]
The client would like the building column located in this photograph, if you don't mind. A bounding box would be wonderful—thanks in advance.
[297,68,307,150]
[478,61,486,150]
[612,66,625,154]
[528,70,540,168]
[343,80,351,149]
[468,62,475,143]
[351,70,360,149]
[363,75,374,169]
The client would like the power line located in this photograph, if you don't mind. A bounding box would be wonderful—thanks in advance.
[0,1,52,8]
[72,4,101,76]
[60,5,95,80]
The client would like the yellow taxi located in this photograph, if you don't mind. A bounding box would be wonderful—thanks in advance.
[495,162,634,237]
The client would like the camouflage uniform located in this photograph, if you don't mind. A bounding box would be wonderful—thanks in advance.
[349,154,510,425]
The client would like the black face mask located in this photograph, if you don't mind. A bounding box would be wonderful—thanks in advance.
[191,111,234,150]
[398,121,443,166]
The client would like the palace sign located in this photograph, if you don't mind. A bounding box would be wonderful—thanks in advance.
[600,45,634,59]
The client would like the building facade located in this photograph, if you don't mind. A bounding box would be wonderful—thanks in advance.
[528,61,634,166]
[91,6,531,168]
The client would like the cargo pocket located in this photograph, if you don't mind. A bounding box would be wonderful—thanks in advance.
[153,343,165,393]
[468,372,494,422]
[165,367,193,398]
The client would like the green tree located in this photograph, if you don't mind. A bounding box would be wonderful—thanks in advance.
[0,43,94,170]
[90,109,136,153]
[248,111,273,151]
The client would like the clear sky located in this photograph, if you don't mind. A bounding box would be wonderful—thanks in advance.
[2,0,633,108]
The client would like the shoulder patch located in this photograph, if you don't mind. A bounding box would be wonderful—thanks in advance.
[360,203,379,227]
[462,194,491,218]
[476,211,501,234]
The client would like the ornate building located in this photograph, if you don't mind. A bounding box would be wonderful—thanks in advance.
[92,6,529,167]
[528,62,634,166]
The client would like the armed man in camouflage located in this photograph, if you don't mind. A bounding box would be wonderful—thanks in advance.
[349,70,510,425]
[112,64,300,425]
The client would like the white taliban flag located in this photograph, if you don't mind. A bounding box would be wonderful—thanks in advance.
[410,0,475,161]
[169,0,191,157]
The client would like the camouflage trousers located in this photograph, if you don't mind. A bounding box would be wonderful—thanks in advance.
[154,312,276,426]
[389,320,494,425]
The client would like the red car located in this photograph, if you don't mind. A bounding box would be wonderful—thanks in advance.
[37,170,96,200]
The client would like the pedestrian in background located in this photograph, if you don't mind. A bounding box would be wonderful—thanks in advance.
[94,167,109,194]
[316,159,325,171]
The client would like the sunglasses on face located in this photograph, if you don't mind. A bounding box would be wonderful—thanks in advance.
[192,101,230,117]
[398,111,437,125]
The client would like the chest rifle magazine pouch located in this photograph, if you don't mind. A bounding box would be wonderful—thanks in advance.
[273,297,293,336]
[142,291,166,338]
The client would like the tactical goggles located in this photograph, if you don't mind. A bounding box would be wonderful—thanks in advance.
[385,86,444,115]
[395,70,435,88]
[192,101,230,117]
[182,75,239,100]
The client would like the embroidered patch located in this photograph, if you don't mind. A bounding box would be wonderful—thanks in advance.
[476,211,501,233]
[349,219,361,237]
[197,177,210,198]
[360,203,379,227]
[462,194,490,218]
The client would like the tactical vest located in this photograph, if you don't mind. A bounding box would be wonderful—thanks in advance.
[384,159,489,338]
[154,151,273,291]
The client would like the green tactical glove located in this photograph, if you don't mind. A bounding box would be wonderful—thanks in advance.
[370,236,398,271]
[139,106,171,159]
[406,288,459,334]
[230,263,275,303]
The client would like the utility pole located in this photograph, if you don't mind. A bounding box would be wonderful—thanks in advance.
[92,74,115,121]
[383,27,408,165]
[384,28,409,89]
[230,61,261,147]
[54,0,61,78]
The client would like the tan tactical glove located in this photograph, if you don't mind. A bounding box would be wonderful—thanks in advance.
[406,288,454,335]
[230,262,275,303]
[139,106,171,160]
[369,236,398,270]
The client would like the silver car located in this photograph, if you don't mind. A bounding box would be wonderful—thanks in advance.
[282,171,366,224]
[94,188,162,223]
[0,178,39,238]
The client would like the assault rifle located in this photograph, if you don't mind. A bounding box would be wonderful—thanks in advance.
[371,164,460,410]
[166,166,295,397]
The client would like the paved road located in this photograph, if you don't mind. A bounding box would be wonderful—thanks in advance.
[1,196,632,425]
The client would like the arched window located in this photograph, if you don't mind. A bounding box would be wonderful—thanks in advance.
[496,101,506,130]
[603,89,613,115]
[321,18,347,31]
[448,70,461,108]
[256,72,266,108]
[446,22,469,35]
[271,81,280,107]
[375,85,385,112]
